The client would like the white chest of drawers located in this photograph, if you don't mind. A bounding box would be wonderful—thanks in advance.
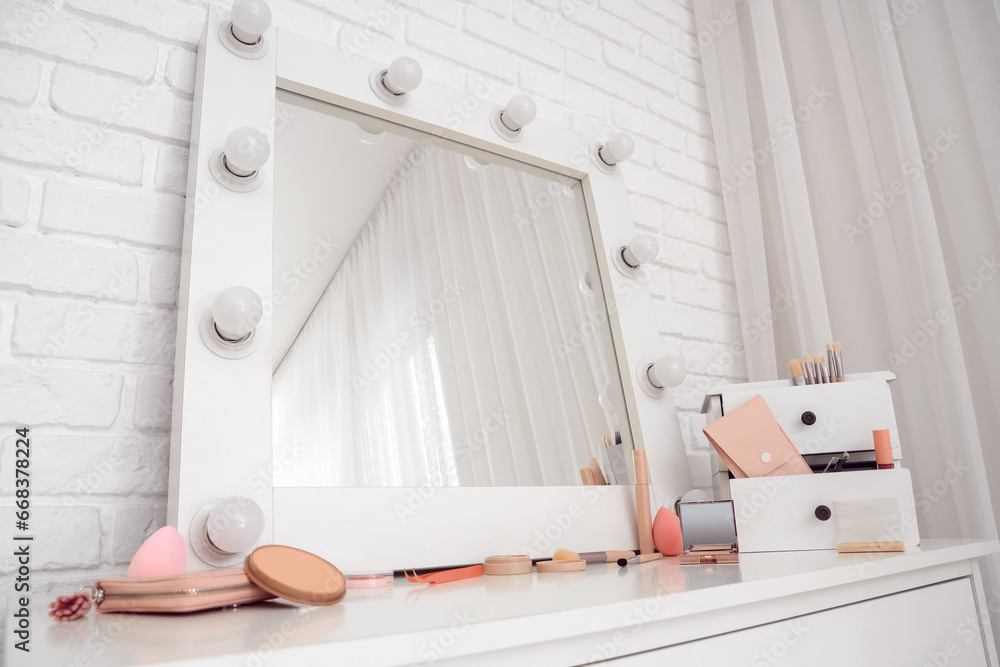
[18,540,998,666]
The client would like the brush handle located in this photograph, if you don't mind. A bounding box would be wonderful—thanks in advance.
[603,550,635,562]
[578,552,607,563]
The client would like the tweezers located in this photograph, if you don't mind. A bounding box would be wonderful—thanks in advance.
[403,565,484,585]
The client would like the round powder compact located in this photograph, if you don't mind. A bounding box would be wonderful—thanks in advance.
[536,559,586,573]
[344,572,395,589]
[484,555,532,576]
[244,545,346,606]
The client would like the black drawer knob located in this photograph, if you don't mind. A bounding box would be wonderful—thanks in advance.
[815,505,832,521]
[801,411,817,426]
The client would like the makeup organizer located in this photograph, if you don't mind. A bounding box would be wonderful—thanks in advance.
[701,371,921,553]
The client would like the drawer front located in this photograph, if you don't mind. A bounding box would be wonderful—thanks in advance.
[721,378,901,458]
[730,469,919,552]
[610,578,987,666]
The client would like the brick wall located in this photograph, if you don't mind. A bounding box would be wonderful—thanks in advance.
[0,0,745,585]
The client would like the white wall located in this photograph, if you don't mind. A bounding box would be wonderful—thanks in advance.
[0,0,744,586]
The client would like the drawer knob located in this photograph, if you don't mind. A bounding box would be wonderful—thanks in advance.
[815,505,832,521]
[801,411,817,426]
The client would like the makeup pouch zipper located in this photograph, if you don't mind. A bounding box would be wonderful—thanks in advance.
[90,568,276,614]
[93,580,261,605]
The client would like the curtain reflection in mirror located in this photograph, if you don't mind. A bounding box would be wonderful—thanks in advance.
[273,144,622,487]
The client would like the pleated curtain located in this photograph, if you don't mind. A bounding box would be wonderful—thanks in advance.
[696,0,1000,641]
[273,145,620,487]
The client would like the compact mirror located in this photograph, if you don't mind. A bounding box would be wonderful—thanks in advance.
[271,90,634,488]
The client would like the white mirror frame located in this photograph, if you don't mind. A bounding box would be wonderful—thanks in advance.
[168,6,693,572]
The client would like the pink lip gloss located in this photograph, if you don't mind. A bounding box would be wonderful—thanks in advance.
[873,429,894,469]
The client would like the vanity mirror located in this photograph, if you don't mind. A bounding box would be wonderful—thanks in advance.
[272,91,633,488]
[169,5,693,572]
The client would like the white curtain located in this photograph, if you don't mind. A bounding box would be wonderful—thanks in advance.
[697,0,1000,640]
[273,145,623,487]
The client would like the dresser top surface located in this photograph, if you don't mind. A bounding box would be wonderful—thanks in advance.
[15,539,997,667]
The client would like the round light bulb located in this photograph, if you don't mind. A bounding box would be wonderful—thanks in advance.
[503,94,537,130]
[205,497,264,554]
[230,0,272,44]
[598,384,617,411]
[212,286,263,341]
[601,133,635,165]
[223,127,270,176]
[651,354,687,389]
[629,234,659,264]
[680,489,711,504]
[383,56,423,95]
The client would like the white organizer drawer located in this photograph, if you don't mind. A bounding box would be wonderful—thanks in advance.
[728,469,920,552]
[719,375,901,459]
[613,578,986,666]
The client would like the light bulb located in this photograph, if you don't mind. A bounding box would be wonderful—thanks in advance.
[212,286,263,341]
[223,127,270,176]
[681,489,710,504]
[501,94,537,131]
[651,354,687,389]
[230,0,272,45]
[598,384,616,411]
[628,234,659,264]
[205,497,264,554]
[383,56,423,95]
[599,133,635,165]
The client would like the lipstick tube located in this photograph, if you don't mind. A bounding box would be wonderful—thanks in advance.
[873,429,894,469]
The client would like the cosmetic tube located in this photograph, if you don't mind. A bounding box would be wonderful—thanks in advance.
[873,430,894,469]
[634,450,654,555]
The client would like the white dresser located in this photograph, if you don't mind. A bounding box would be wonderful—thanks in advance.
[18,540,999,666]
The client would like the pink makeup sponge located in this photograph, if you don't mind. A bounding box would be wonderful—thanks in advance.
[128,526,187,577]
[652,507,684,556]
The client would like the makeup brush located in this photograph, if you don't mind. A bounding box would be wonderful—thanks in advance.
[803,354,814,384]
[554,548,635,564]
[789,359,806,386]
[818,355,829,383]
[826,343,834,381]
[833,342,844,381]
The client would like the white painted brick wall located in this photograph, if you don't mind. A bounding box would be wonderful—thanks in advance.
[0,0,746,585]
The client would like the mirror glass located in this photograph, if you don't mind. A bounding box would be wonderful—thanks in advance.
[271,89,633,488]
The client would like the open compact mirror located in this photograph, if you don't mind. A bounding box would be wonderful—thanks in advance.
[169,8,692,572]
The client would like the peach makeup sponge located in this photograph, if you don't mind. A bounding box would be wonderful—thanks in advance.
[127,526,187,577]
[652,507,684,556]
